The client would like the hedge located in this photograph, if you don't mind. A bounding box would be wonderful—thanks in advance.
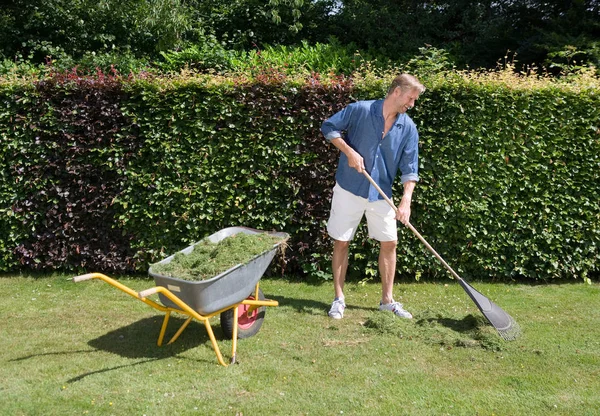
[1,68,599,281]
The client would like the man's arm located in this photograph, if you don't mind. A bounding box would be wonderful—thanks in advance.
[396,180,416,225]
[329,137,365,173]
[322,104,367,172]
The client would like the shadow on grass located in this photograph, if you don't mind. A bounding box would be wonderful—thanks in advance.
[66,358,163,383]
[269,294,330,314]
[86,315,216,359]
[269,294,378,315]
[10,315,233,383]
[66,316,232,382]
[418,314,482,334]
[10,350,98,362]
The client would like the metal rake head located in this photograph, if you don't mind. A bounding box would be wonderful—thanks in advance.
[496,315,521,341]
[458,278,522,341]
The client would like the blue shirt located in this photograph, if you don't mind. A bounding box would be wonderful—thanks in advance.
[321,99,420,201]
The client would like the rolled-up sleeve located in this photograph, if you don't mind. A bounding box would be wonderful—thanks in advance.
[399,126,420,184]
[321,105,354,142]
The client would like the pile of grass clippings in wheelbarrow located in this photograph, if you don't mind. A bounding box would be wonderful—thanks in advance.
[150,233,286,281]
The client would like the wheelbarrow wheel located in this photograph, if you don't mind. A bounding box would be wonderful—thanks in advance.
[220,288,266,339]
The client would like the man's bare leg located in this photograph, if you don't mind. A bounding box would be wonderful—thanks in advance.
[378,240,412,318]
[379,240,397,304]
[332,239,350,299]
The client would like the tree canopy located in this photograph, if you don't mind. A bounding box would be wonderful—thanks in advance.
[1,0,598,72]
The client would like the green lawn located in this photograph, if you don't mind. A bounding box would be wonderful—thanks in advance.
[1,274,599,415]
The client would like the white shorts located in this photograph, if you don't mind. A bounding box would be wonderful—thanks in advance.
[327,183,398,242]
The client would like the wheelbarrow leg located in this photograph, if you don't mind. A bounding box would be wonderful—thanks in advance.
[202,319,229,367]
[157,311,171,346]
[167,316,194,345]
[140,286,233,367]
[231,305,239,364]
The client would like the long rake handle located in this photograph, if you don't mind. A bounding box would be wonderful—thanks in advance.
[362,171,462,281]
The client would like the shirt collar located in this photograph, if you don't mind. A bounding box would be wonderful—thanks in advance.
[371,99,407,127]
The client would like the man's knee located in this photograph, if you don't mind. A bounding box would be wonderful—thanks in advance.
[333,239,351,249]
[380,240,397,251]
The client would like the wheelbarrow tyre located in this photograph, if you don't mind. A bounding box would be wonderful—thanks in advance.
[220,288,266,339]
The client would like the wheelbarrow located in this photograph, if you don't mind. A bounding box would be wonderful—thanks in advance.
[73,226,288,366]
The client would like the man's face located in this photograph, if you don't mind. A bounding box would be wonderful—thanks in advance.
[395,87,420,113]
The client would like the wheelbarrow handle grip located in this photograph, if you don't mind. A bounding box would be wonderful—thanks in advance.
[138,287,161,299]
[73,273,96,282]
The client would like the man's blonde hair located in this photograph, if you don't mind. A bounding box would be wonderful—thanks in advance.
[387,74,426,96]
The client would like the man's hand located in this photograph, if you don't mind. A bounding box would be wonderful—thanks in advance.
[396,198,411,225]
[346,148,365,173]
[330,137,365,173]
[396,181,416,225]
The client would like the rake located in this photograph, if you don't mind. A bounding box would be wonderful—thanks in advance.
[363,171,521,341]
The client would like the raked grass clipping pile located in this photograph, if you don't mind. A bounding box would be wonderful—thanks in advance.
[150,232,285,281]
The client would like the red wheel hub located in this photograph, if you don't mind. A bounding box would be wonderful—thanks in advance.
[237,296,258,329]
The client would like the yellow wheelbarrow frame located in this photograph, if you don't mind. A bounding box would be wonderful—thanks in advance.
[73,272,278,367]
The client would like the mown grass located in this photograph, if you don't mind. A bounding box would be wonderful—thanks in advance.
[1,274,599,415]
[149,233,285,281]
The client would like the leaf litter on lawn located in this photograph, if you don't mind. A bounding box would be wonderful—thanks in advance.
[363,308,504,351]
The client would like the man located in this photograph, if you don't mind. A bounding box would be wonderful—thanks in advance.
[320,73,425,320]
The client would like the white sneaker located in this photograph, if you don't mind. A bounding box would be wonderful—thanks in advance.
[328,299,346,319]
[379,300,413,319]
